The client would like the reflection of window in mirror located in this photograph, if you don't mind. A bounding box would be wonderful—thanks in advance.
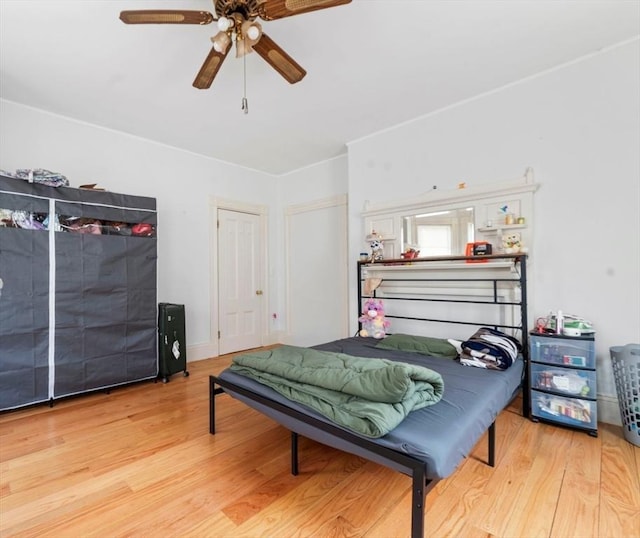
[402,208,475,256]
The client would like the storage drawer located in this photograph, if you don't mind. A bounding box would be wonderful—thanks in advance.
[531,389,597,430]
[530,335,595,368]
[530,363,596,398]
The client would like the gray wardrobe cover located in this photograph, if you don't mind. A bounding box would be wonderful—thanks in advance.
[0,175,158,410]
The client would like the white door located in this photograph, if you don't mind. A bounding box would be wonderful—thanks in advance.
[287,200,348,346]
[218,209,263,355]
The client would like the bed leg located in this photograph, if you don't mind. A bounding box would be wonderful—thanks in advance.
[209,376,226,434]
[411,467,426,538]
[209,376,217,435]
[291,432,299,476]
[522,386,531,418]
[488,421,496,467]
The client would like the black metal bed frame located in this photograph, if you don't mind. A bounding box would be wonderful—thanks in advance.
[209,253,528,538]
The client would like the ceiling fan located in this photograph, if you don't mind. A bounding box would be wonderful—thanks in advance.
[119,0,352,90]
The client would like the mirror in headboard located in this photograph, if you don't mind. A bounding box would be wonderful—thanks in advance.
[361,168,538,260]
[402,207,474,256]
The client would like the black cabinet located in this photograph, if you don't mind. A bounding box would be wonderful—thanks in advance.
[529,332,597,436]
[0,175,158,410]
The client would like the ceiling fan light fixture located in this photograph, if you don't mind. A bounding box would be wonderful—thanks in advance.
[236,36,252,58]
[211,31,231,53]
[245,21,262,41]
[217,16,233,31]
[235,19,262,57]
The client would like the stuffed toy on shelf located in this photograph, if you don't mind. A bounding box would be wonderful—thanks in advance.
[359,298,390,339]
[366,230,384,262]
[501,232,528,253]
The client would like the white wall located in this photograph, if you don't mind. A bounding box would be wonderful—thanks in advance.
[346,39,640,424]
[0,100,279,360]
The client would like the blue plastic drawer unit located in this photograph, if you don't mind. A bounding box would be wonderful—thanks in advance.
[529,332,597,436]
[530,334,595,368]
[531,389,597,430]
[530,363,597,398]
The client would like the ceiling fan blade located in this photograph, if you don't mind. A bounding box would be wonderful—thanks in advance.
[257,0,351,21]
[193,46,230,89]
[252,33,306,84]
[119,10,214,25]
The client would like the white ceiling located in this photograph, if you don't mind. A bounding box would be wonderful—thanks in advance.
[1,0,639,175]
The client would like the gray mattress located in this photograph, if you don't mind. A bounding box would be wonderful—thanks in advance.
[217,336,523,480]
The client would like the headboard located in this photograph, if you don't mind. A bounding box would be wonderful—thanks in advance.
[357,253,529,414]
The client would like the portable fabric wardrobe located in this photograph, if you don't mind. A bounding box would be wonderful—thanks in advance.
[0,175,158,410]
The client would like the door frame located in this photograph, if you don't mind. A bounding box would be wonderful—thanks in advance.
[209,196,269,357]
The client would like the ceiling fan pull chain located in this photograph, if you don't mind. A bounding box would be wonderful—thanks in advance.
[241,50,249,114]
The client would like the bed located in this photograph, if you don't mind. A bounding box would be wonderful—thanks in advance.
[209,254,529,538]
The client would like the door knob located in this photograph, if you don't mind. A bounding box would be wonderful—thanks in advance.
[255,290,263,295]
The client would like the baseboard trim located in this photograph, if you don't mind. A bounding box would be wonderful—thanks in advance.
[598,393,622,426]
[186,333,283,362]
[187,343,218,362]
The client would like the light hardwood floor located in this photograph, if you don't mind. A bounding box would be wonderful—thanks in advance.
[1,354,639,538]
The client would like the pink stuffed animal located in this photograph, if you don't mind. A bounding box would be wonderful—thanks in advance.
[358,298,390,339]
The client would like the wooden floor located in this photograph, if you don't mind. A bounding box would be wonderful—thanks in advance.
[1,354,639,538]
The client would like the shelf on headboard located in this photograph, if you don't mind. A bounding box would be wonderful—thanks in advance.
[360,260,514,272]
[359,254,525,276]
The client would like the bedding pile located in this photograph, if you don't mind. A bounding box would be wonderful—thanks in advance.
[230,345,444,438]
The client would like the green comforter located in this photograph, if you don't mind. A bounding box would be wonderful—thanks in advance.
[230,345,444,438]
